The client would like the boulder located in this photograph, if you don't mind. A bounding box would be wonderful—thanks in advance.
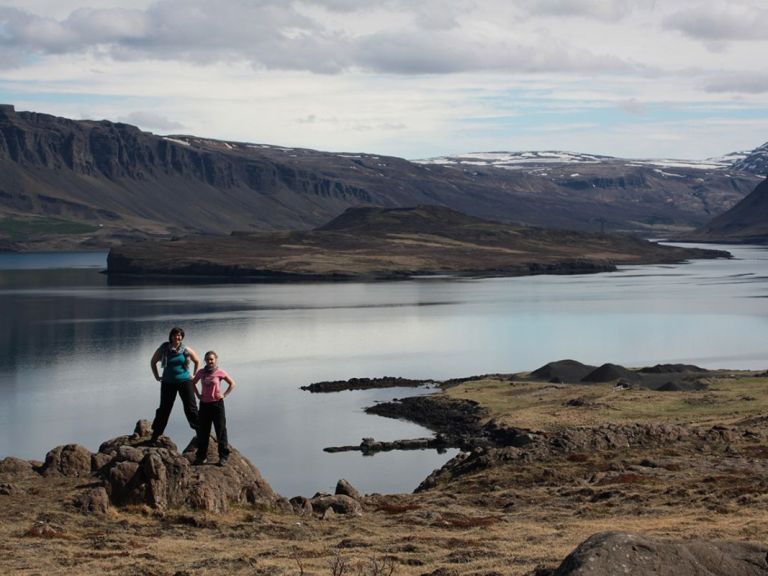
[94,427,280,513]
[335,478,361,500]
[41,444,93,477]
[133,419,152,438]
[547,531,768,576]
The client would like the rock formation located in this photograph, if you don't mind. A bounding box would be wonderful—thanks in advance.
[38,420,286,513]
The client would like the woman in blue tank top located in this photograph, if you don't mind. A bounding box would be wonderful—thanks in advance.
[149,326,201,443]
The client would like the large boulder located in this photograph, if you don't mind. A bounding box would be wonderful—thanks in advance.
[95,423,282,513]
[545,531,768,576]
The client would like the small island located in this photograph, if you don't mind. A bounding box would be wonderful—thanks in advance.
[106,205,730,280]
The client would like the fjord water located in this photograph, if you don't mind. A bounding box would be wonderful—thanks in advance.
[1,245,767,496]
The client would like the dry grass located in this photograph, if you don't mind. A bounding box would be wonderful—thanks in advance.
[445,374,768,431]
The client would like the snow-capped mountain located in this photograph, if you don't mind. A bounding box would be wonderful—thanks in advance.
[416,146,763,175]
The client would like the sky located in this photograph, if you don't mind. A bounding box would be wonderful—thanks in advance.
[1,0,768,160]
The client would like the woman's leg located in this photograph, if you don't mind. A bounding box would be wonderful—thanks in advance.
[151,380,177,439]
[195,402,214,462]
[212,401,230,461]
[178,380,200,431]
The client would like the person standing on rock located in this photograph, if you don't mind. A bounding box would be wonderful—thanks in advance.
[192,350,236,466]
[149,327,200,443]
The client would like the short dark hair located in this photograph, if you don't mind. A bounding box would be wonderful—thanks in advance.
[168,327,185,340]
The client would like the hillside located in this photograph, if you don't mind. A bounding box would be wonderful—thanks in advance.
[682,177,768,244]
[0,105,762,250]
[106,205,729,280]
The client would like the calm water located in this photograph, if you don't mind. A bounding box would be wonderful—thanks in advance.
[1,245,768,496]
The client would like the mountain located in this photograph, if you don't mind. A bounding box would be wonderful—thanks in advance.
[730,143,768,176]
[682,177,768,243]
[0,104,763,250]
[106,205,729,280]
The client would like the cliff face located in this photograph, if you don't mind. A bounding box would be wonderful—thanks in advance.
[0,104,762,249]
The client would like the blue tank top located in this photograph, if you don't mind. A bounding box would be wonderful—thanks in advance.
[160,343,191,382]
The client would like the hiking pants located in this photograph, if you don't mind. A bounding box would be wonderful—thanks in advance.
[196,400,230,460]
[151,379,199,438]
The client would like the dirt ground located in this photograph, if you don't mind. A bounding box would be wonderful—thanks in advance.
[4,372,768,576]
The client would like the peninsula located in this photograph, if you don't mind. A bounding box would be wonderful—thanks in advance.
[107,205,730,280]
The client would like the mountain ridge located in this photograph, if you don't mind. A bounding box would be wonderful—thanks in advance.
[0,104,763,250]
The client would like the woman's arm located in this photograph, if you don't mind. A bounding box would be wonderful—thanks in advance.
[186,347,201,377]
[150,347,163,382]
[222,375,236,398]
[191,369,202,399]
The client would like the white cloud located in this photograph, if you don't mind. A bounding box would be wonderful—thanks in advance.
[0,1,767,159]
[664,2,768,42]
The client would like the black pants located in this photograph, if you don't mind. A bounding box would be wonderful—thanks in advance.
[196,400,229,460]
[151,380,199,438]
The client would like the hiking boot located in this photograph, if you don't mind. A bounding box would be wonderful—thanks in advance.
[193,457,206,466]
[218,456,229,467]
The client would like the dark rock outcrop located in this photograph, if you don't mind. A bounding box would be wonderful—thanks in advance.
[539,531,768,576]
[39,420,285,513]
[581,363,640,383]
[301,376,431,393]
[529,360,598,383]
[97,429,282,513]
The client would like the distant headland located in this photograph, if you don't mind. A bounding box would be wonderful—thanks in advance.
[106,205,730,281]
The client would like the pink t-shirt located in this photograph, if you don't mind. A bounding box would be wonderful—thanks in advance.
[195,368,230,403]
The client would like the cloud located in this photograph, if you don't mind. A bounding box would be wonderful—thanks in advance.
[664,3,768,41]
[704,73,768,94]
[0,1,647,75]
[115,110,184,131]
[521,0,647,21]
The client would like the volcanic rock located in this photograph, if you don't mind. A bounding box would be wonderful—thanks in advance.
[580,363,639,383]
[529,360,598,383]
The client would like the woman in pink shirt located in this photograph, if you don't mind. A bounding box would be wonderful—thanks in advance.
[191,351,236,466]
